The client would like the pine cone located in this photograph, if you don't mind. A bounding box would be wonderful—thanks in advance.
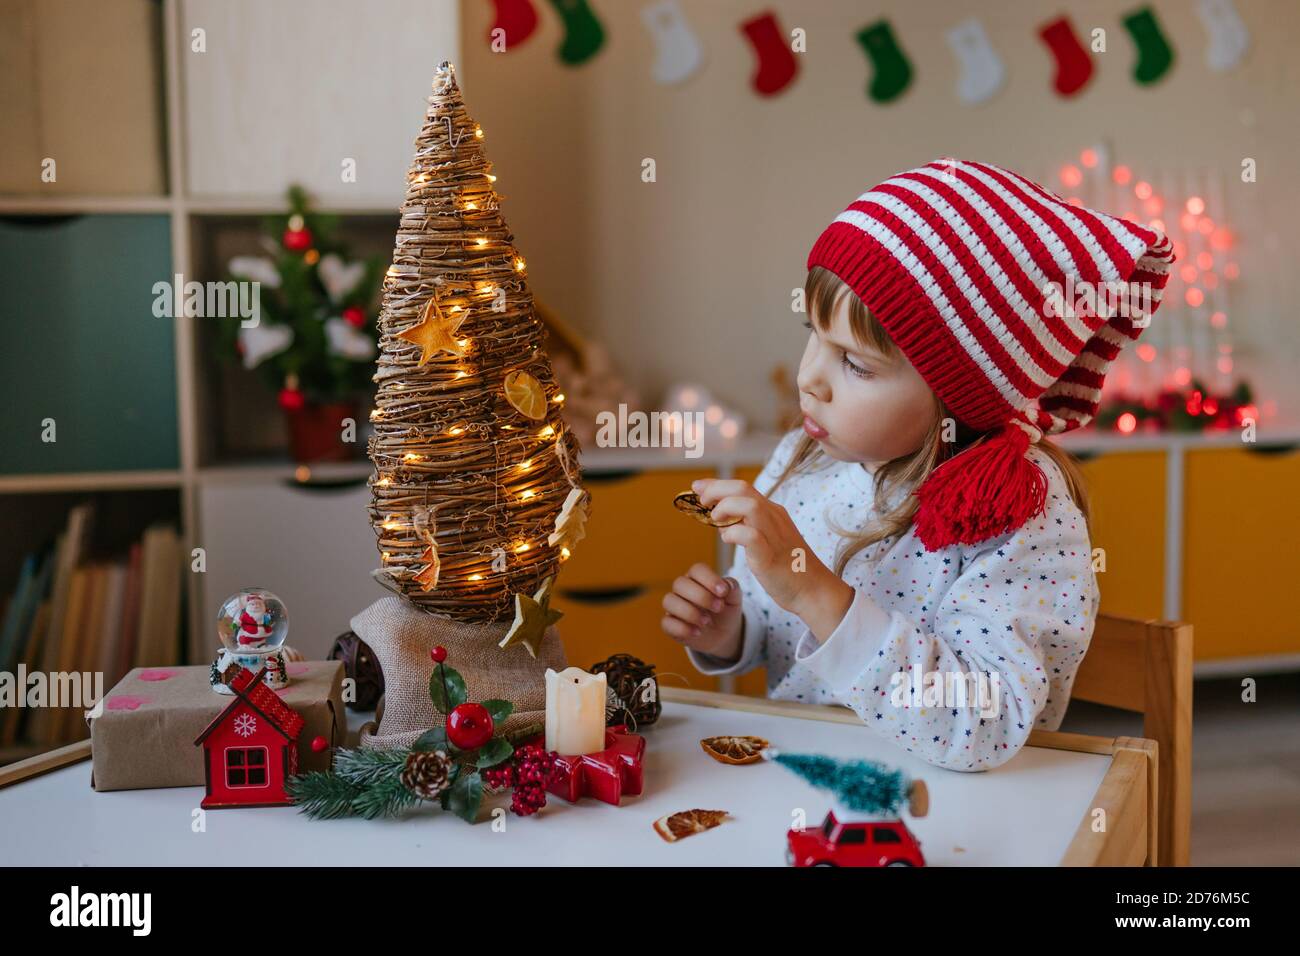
[401,750,451,799]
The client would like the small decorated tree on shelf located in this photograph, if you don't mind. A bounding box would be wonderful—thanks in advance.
[351,62,588,752]
[222,185,384,461]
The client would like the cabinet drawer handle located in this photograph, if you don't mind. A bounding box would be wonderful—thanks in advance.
[1243,442,1300,457]
[557,585,647,605]
[0,214,82,229]
[580,469,643,485]
[281,476,370,492]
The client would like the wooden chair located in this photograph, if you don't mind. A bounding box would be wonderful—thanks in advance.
[1069,614,1193,866]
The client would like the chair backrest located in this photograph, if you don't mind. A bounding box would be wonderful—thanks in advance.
[1071,614,1193,866]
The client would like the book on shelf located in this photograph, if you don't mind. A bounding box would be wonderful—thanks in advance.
[1,504,183,751]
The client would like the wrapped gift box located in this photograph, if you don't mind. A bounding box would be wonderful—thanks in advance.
[90,661,344,792]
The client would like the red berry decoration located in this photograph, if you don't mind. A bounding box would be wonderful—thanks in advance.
[483,742,559,817]
[282,226,313,251]
[278,387,305,411]
[446,702,494,750]
[430,646,447,663]
[342,305,366,328]
[311,735,329,752]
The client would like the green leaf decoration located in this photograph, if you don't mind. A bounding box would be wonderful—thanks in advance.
[481,699,514,723]
[428,664,467,713]
[445,768,483,823]
[413,726,455,753]
[475,736,514,769]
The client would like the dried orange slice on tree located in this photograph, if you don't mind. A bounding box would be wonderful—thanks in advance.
[653,809,730,843]
[503,369,547,420]
[700,735,770,764]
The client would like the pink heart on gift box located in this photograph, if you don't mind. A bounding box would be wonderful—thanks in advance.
[137,669,177,682]
[107,695,151,711]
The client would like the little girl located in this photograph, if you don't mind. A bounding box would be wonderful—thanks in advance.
[662,158,1174,771]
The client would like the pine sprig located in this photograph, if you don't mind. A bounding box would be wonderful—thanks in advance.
[289,747,424,820]
[332,747,410,787]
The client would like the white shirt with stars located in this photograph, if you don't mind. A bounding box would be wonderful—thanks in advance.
[688,428,1100,772]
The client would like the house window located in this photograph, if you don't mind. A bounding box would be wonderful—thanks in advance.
[226,747,268,787]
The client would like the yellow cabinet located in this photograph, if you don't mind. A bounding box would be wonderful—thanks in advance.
[560,469,715,589]
[1184,446,1300,659]
[1078,451,1166,621]
[551,582,718,692]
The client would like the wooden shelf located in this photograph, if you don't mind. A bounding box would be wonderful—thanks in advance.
[0,471,183,494]
[0,196,173,215]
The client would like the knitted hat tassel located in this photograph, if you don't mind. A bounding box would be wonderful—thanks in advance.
[913,420,1048,551]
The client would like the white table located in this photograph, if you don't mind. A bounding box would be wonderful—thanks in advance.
[0,688,1154,866]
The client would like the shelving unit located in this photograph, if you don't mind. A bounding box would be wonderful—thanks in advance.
[0,1,461,761]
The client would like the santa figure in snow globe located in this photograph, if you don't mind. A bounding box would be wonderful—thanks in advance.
[210,587,292,694]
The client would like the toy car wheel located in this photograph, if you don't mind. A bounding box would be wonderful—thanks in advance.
[813,862,835,867]
[886,861,913,867]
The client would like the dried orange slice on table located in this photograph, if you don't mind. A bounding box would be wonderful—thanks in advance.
[504,369,548,420]
[700,735,770,764]
[653,809,730,843]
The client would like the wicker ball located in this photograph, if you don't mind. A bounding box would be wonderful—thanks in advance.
[329,630,385,710]
[589,653,660,730]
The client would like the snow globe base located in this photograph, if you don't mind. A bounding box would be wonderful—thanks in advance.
[210,647,290,694]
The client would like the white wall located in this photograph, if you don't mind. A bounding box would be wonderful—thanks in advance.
[460,0,1300,429]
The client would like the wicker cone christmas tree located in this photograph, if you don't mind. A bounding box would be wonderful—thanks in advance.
[356,61,589,751]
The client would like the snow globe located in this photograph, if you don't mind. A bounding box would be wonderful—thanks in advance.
[210,588,292,694]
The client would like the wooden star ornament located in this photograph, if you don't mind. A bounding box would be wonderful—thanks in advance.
[499,575,564,658]
[397,287,467,367]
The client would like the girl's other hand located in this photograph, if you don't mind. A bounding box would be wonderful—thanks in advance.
[661,562,744,662]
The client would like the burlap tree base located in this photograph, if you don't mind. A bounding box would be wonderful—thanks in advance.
[351,596,567,751]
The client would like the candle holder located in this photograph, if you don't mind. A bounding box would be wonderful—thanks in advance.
[525,724,645,806]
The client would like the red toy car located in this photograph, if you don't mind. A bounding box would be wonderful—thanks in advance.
[786,812,926,867]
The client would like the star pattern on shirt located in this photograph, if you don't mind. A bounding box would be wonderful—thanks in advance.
[682,432,1100,773]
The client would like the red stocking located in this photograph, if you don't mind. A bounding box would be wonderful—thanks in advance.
[487,0,538,50]
[1038,15,1093,97]
[740,11,799,96]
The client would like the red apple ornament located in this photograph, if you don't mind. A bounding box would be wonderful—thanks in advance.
[447,702,494,750]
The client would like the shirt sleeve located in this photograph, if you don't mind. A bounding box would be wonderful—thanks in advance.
[686,428,804,678]
[789,456,1099,772]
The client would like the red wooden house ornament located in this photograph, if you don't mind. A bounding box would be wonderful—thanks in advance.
[195,664,305,809]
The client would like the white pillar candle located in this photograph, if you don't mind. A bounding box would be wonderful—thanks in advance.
[545,667,607,755]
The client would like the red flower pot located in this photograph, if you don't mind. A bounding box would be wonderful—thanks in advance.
[283,401,359,463]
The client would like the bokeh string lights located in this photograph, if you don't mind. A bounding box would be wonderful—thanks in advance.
[368,62,586,622]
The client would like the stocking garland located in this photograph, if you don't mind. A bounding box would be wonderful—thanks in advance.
[641,0,705,86]
[1038,15,1094,98]
[1123,6,1176,85]
[548,0,605,66]
[946,17,1004,105]
[740,10,799,97]
[1196,0,1250,72]
[856,20,913,104]
[487,0,538,51]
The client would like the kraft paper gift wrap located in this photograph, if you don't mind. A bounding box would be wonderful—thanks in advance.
[89,660,345,792]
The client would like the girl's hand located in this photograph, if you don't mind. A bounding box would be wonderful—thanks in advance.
[661,563,744,661]
[692,477,825,615]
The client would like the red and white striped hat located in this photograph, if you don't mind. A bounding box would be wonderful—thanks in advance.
[806,158,1175,549]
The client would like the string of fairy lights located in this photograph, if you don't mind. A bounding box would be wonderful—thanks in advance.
[368,62,585,623]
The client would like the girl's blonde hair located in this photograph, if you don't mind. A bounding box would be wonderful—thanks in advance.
[770,266,1091,577]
